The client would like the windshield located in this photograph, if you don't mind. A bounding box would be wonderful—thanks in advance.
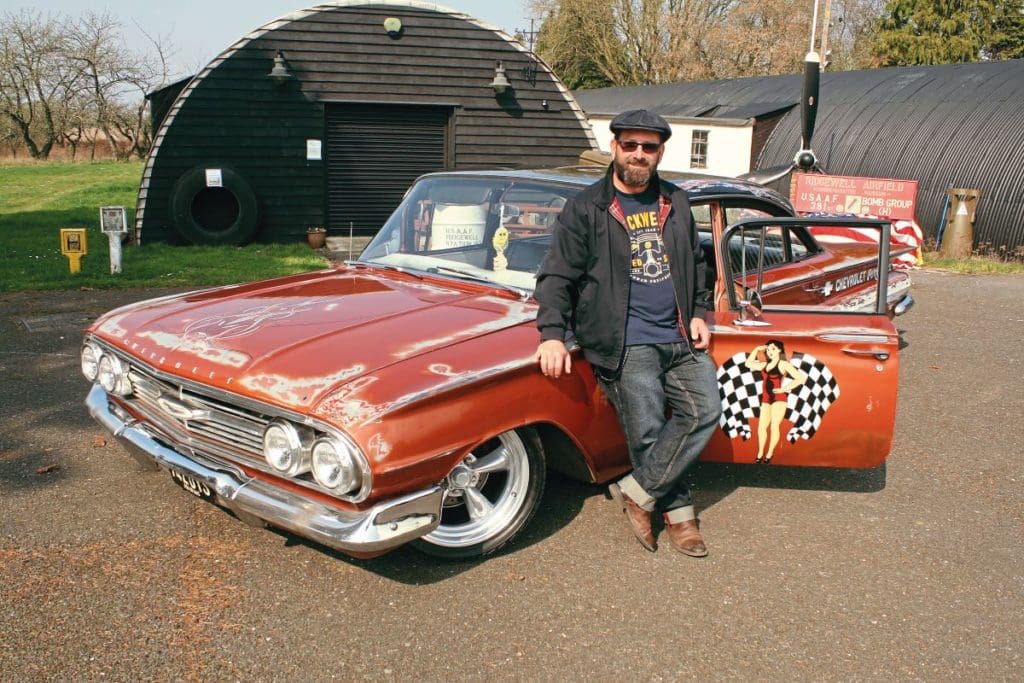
[359,176,580,293]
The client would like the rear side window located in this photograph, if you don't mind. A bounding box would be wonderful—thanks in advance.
[725,206,811,270]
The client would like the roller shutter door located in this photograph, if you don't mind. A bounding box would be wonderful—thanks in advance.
[326,103,449,234]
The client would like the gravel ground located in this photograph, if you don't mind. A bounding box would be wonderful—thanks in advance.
[1,270,1021,681]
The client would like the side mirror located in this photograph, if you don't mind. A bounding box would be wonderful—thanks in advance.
[736,288,767,326]
[742,288,763,316]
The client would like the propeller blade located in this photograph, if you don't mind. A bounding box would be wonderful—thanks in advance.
[736,164,794,185]
[801,51,821,150]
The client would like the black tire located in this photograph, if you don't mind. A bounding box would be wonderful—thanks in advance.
[413,426,546,559]
[169,166,260,245]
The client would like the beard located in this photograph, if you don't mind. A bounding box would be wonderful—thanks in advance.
[613,156,655,188]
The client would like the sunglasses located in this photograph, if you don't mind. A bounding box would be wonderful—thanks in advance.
[617,139,661,153]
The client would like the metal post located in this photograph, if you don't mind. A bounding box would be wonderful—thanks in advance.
[108,232,122,274]
[819,0,833,70]
[876,221,891,316]
[809,0,821,53]
[99,206,127,275]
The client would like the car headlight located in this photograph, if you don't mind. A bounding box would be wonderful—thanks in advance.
[96,353,132,396]
[311,437,362,494]
[262,420,312,477]
[81,343,101,381]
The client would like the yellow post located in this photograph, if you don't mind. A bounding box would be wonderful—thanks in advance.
[60,228,88,274]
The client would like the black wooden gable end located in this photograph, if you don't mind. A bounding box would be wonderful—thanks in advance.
[138,3,596,244]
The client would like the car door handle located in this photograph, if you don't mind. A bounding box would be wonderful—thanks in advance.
[842,347,890,361]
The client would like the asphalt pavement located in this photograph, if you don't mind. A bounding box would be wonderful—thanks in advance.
[1,270,1021,681]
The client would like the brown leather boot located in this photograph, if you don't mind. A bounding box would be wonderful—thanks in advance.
[663,515,708,557]
[609,483,656,551]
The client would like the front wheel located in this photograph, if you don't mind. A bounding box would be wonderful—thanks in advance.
[413,427,545,559]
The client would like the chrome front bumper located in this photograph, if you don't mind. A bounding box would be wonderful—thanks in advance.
[87,385,443,555]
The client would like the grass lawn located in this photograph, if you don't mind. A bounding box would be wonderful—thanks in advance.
[922,250,1024,275]
[0,160,327,292]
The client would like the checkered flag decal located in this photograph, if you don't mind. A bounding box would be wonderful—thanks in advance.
[784,353,840,443]
[716,351,840,443]
[716,352,761,440]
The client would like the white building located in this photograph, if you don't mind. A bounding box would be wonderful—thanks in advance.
[584,113,757,177]
[574,85,795,178]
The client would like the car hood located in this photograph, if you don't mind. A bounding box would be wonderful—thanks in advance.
[88,266,537,410]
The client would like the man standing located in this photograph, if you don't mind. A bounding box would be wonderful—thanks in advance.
[533,110,721,556]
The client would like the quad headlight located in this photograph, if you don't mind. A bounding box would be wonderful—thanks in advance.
[311,436,362,494]
[262,420,313,477]
[95,351,132,396]
[81,343,102,381]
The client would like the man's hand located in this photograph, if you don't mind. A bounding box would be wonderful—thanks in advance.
[534,339,572,378]
[689,317,711,349]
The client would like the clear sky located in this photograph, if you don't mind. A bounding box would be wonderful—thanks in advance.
[14,1,536,79]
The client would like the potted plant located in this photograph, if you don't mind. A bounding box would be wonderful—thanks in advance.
[306,226,327,249]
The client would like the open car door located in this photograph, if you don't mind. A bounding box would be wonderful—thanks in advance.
[704,217,899,468]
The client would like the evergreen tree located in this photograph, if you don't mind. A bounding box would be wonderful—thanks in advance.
[872,0,1017,65]
[988,1,1024,59]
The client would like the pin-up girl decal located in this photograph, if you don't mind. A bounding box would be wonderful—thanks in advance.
[745,341,806,463]
[716,342,841,463]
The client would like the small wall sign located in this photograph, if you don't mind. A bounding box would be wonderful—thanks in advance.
[793,174,919,220]
[100,206,128,234]
[205,169,223,187]
[306,139,322,160]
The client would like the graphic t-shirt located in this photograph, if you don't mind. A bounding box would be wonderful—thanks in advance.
[616,187,683,345]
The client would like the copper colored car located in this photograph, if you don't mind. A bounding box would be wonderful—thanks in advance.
[83,169,910,559]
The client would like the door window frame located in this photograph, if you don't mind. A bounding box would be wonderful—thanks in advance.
[721,216,893,315]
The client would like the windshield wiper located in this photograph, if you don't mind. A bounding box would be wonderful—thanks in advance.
[427,265,532,298]
[426,264,492,281]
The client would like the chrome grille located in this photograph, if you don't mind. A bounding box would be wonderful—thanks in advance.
[126,367,269,462]
[89,339,373,503]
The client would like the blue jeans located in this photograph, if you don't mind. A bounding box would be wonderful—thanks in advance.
[598,343,721,514]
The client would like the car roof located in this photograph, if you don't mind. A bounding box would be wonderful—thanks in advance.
[417,167,795,215]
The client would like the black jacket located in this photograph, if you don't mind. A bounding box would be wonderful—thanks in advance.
[535,167,710,371]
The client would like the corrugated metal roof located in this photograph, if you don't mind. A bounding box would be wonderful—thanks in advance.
[574,60,1024,250]
[574,77,801,117]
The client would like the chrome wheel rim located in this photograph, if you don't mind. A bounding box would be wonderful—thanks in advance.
[422,430,531,548]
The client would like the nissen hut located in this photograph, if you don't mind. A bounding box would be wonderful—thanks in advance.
[138,1,597,244]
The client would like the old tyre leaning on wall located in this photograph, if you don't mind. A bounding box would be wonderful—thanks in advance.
[169,166,260,245]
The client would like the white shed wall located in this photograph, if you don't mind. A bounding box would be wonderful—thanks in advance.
[587,115,754,177]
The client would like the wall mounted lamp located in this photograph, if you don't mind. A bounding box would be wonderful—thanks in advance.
[267,51,292,86]
[490,61,511,95]
[383,17,403,38]
[521,59,538,86]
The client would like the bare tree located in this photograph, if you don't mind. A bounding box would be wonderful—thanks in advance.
[531,0,884,88]
[1,9,172,160]
[0,113,20,157]
[112,22,174,159]
[0,9,82,159]
[532,0,629,87]
[66,11,172,160]
[825,0,886,70]
[702,0,815,78]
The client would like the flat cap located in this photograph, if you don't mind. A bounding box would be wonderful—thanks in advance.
[609,109,672,141]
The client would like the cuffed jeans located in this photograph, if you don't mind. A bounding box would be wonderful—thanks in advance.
[598,342,721,518]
